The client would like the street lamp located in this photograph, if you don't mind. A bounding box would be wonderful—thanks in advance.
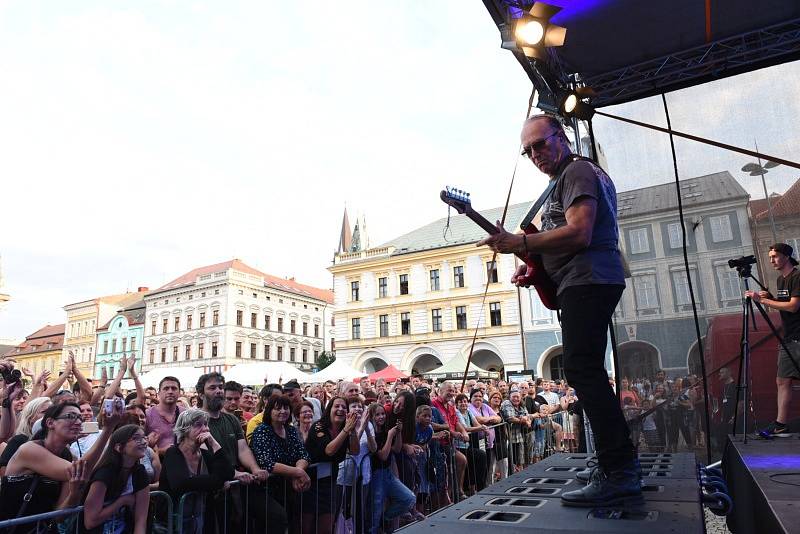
[742,155,780,243]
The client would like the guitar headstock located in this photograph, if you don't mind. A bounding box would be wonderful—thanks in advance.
[440,186,471,214]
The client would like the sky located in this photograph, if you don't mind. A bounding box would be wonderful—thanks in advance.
[1,2,799,341]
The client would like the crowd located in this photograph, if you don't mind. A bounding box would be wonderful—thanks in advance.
[0,351,702,533]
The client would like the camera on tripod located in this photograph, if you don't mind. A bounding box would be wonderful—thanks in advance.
[728,255,757,270]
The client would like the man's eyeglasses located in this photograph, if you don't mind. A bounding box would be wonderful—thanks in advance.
[521,132,558,159]
[55,413,82,422]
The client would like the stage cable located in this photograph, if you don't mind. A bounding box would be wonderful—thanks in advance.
[459,86,536,392]
[661,93,713,464]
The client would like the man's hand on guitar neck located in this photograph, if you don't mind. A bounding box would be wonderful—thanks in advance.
[476,220,525,256]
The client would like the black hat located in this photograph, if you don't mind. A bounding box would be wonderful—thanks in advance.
[772,243,799,266]
[283,379,301,391]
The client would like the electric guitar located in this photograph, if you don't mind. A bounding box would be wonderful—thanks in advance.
[440,187,559,310]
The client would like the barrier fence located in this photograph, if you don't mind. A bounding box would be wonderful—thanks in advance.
[0,419,579,534]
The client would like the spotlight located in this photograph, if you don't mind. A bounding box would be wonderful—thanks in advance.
[512,2,567,60]
[559,89,596,120]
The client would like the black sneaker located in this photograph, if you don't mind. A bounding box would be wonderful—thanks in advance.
[575,460,600,483]
[561,460,644,507]
[758,421,789,437]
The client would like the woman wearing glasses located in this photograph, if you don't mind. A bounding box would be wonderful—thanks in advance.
[0,402,123,530]
[159,408,234,534]
[82,424,151,534]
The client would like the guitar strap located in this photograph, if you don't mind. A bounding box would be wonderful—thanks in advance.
[519,155,595,231]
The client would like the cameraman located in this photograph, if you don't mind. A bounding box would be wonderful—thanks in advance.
[745,243,800,435]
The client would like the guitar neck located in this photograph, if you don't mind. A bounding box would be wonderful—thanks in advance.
[465,206,500,235]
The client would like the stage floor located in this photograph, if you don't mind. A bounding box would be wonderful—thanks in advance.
[401,452,704,533]
[724,435,800,534]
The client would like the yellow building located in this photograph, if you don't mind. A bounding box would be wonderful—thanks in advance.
[3,324,65,377]
[63,290,148,378]
[329,204,531,375]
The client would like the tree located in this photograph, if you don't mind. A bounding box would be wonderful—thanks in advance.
[316,351,335,370]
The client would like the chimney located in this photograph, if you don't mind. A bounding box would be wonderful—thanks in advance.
[137,287,149,293]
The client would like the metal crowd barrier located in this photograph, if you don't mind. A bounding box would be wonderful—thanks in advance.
[0,506,84,533]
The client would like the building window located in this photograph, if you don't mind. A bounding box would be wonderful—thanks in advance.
[629,227,650,254]
[399,274,409,295]
[290,320,296,334]
[186,315,192,330]
[212,310,219,326]
[352,318,361,340]
[672,269,701,306]
[250,343,257,359]
[431,309,442,332]
[149,348,155,364]
[236,310,243,326]
[302,322,308,336]
[198,343,204,358]
[486,261,498,283]
[456,306,467,329]
[278,317,284,332]
[453,266,465,288]
[530,292,553,324]
[313,350,319,362]
[314,324,320,337]
[265,315,271,330]
[162,319,168,334]
[265,345,271,360]
[277,346,283,361]
[378,277,388,298]
[151,320,156,336]
[111,339,117,353]
[290,348,296,361]
[351,281,360,301]
[716,266,741,301]
[489,302,502,326]
[235,342,242,358]
[161,348,166,363]
[172,346,178,361]
[251,313,257,328]
[710,214,733,242]
[211,341,218,358]
[174,317,180,331]
[667,222,682,249]
[634,274,659,309]
[430,269,440,291]
[401,312,411,335]
[199,312,206,327]
[302,349,308,363]
[185,345,191,360]
[103,340,109,354]
[122,338,127,352]
[379,314,389,337]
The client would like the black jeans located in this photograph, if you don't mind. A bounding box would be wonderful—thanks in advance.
[559,284,635,470]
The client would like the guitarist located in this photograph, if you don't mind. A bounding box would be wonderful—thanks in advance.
[477,114,640,507]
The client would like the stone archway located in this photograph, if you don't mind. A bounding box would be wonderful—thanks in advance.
[538,345,564,381]
[362,357,388,374]
[687,337,706,376]
[617,341,661,380]
[411,354,443,375]
[472,349,504,373]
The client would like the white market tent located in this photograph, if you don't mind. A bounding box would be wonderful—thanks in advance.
[138,366,205,390]
[223,361,310,386]
[306,359,365,383]
[423,352,499,381]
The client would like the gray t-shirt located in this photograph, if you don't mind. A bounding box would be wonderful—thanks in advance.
[540,159,625,293]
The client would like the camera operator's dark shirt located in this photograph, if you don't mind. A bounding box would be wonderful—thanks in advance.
[777,268,800,340]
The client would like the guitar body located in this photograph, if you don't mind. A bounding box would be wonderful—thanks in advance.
[515,223,559,310]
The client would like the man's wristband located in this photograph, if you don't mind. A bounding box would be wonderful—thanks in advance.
[522,234,529,256]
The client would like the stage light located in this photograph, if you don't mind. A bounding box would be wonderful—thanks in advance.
[516,19,545,46]
[507,2,566,60]
[559,90,595,120]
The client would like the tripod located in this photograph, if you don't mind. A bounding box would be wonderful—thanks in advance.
[731,264,800,443]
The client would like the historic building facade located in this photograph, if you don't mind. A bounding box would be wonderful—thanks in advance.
[3,324,65,376]
[329,204,531,375]
[749,177,800,284]
[63,290,148,377]
[94,299,146,379]
[522,171,756,380]
[141,259,333,374]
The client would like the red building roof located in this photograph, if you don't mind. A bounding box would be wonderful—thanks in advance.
[3,324,65,358]
[754,178,800,221]
[158,259,333,304]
